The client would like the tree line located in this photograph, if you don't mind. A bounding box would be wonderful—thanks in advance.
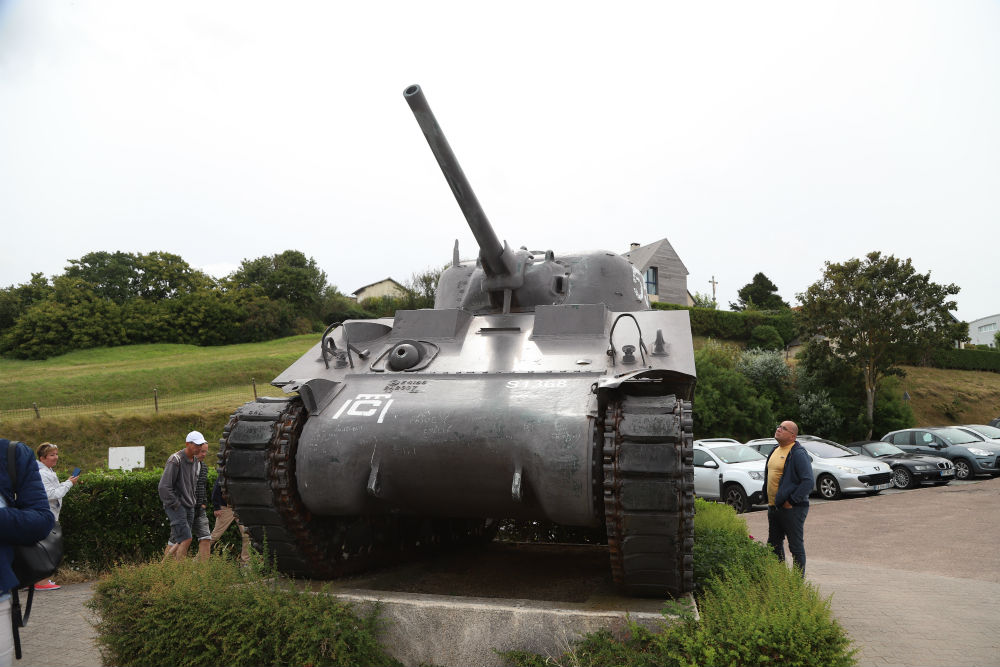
[0,249,441,361]
[1,248,969,438]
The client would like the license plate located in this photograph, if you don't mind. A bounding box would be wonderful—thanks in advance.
[873,482,892,490]
[941,470,954,477]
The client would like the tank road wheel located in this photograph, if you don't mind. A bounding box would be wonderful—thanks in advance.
[603,394,694,598]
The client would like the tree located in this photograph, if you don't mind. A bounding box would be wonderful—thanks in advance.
[690,292,717,309]
[797,251,964,438]
[226,250,327,316]
[0,273,52,331]
[994,329,1000,350]
[63,251,212,304]
[730,273,789,311]
[405,265,446,305]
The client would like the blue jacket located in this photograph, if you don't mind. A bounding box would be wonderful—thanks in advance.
[0,439,56,594]
[763,441,814,507]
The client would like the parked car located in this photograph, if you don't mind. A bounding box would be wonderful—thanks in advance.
[746,435,893,500]
[845,440,954,489]
[693,439,766,513]
[955,423,1000,446]
[881,427,1000,480]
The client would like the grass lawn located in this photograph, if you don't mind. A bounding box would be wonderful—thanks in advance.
[0,334,316,411]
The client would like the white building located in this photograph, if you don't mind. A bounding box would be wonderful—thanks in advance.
[968,314,1000,347]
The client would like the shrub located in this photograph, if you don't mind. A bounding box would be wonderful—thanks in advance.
[89,557,400,667]
[502,498,856,667]
[749,325,785,351]
[649,562,855,667]
[694,341,776,441]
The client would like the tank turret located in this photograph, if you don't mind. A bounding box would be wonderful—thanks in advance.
[219,85,697,598]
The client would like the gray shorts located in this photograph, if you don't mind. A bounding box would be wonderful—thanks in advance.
[193,508,211,541]
[165,504,195,544]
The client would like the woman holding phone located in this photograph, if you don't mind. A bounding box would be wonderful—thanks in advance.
[34,442,79,591]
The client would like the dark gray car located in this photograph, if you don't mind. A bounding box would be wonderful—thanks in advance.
[845,440,954,489]
[880,427,1000,480]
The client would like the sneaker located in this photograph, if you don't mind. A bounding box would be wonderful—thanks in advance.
[34,580,60,591]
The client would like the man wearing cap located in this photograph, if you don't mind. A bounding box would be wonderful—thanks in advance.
[157,431,208,561]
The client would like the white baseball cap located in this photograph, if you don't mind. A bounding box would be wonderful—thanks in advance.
[186,431,207,445]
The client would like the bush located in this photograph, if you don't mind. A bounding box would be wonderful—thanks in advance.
[694,342,776,441]
[502,497,856,667]
[749,325,785,351]
[89,557,400,666]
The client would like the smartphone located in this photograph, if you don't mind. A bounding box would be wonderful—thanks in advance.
[71,467,81,477]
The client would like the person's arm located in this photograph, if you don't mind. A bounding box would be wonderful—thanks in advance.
[787,449,814,505]
[0,443,55,544]
[41,465,74,501]
[157,457,181,510]
[211,477,225,512]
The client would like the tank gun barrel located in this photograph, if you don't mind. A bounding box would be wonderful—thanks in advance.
[404,84,510,277]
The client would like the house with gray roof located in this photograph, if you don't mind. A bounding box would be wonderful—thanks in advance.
[623,239,691,306]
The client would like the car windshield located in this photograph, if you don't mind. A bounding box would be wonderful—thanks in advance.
[862,442,904,457]
[709,445,765,464]
[966,424,1000,438]
[933,428,985,445]
[801,440,856,458]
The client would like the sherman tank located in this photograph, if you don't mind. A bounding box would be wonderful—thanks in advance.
[219,84,697,597]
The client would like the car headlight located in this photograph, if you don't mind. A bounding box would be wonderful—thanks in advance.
[914,465,930,471]
[968,448,993,456]
[834,465,862,474]
[748,471,764,480]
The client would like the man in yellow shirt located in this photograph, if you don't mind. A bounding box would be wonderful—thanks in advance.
[761,420,813,573]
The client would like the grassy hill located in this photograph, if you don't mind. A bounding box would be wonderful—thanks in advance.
[1,335,998,473]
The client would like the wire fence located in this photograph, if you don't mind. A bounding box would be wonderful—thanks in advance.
[0,381,270,423]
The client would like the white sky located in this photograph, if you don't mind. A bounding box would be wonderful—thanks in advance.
[1,1,997,322]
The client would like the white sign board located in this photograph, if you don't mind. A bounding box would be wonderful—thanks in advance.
[108,446,145,471]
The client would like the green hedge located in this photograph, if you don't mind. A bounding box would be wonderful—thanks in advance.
[60,468,241,570]
[930,348,1000,373]
[653,303,798,344]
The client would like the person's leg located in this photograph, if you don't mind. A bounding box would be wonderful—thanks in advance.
[193,509,211,561]
[210,506,235,546]
[0,597,13,667]
[173,538,192,560]
[168,506,195,560]
[236,520,252,563]
[766,506,787,563]
[781,505,809,574]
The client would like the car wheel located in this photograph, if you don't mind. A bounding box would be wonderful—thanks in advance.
[953,458,973,480]
[817,474,842,500]
[892,466,915,490]
[723,483,749,514]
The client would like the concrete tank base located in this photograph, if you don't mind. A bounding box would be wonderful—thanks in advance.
[306,542,697,667]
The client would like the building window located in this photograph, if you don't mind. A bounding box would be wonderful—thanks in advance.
[979,322,997,333]
[645,267,658,296]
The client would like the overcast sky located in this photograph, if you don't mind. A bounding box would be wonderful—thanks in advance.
[1,1,997,322]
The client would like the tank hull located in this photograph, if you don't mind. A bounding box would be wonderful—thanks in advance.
[297,375,600,525]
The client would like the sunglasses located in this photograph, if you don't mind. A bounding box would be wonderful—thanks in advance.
[775,424,790,432]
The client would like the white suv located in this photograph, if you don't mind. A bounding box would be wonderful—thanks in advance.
[693,438,767,513]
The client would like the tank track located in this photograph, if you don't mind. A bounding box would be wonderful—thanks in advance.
[219,396,495,578]
[603,394,694,598]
